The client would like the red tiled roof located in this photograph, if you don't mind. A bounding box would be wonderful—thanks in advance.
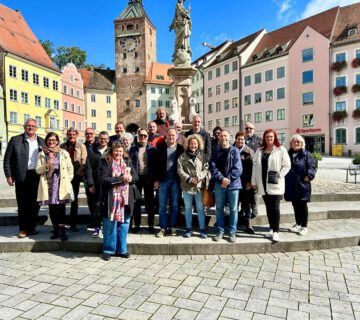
[0,4,58,71]
[246,7,339,64]
[78,69,91,88]
[78,68,115,91]
[145,62,173,85]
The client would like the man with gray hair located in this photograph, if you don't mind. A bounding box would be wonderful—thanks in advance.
[3,118,45,238]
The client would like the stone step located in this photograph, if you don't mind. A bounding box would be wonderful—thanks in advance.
[1,218,360,255]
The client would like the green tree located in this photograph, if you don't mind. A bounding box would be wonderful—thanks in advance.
[39,39,54,58]
[53,46,87,69]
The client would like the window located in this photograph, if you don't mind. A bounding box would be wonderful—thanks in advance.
[335,128,346,144]
[70,75,74,84]
[50,117,56,129]
[335,101,346,111]
[302,48,313,62]
[277,108,285,120]
[65,119,69,128]
[107,123,112,131]
[33,73,39,85]
[71,121,76,128]
[122,68,127,73]
[356,99,360,109]
[208,87,213,97]
[35,116,42,128]
[277,87,285,100]
[43,77,49,88]
[224,117,229,127]
[357,50,360,59]
[302,92,314,105]
[244,75,251,86]
[91,123,96,130]
[224,64,229,74]
[232,79,238,90]
[265,111,273,122]
[64,102,68,110]
[71,104,75,112]
[159,88,163,94]
[244,114,251,122]
[10,89,18,102]
[232,116,238,126]
[356,128,360,144]
[136,100,141,108]
[165,88,170,95]
[254,73,262,84]
[91,109,96,117]
[265,70,273,81]
[63,85,67,94]
[278,133,286,145]
[224,100,230,110]
[70,88,74,96]
[78,106,81,113]
[265,90,273,102]
[151,100,156,108]
[208,71,213,81]
[45,98,51,108]
[208,120,213,130]
[255,92,261,103]
[91,94,96,102]
[302,114,314,127]
[232,60,238,71]
[224,82,229,93]
[10,112,18,124]
[158,100,163,107]
[78,122,82,130]
[53,80,58,91]
[151,87,156,94]
[208,104,213,113]
[24,114,30,122]
[165,101,170,108]
[336,76,346,87]
[244,95,251,105]
[336,53,346,62]
[216,85,221,95]
[76,91,80,98]
[54,100,59,110]
[106,96,111,103]
[9,65,17,78]
[356,74,360,85]
[277,66,285,79]
[302,70,313,84]
[35,95,41,106]
[216,102,221,112]
[216,67,221,78]
[349,29,357,36]
[216,119,221,127]
[21,69,29,82]
[255,112,262,123]
[232,97,238,108]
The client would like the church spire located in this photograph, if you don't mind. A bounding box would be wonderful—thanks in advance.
[129,0,142,4]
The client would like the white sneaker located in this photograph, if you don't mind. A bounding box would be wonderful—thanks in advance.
[299,227,308,236]
[272,232,280,242]
[265,229,273,238]
[290,224,301,233]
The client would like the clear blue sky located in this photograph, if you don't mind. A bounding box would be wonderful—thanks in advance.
[2,0,359,68]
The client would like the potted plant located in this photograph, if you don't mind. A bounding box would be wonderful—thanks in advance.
[353,154,360,165]
[351,58,360,68]
[333,86,348,96]
[352,109,360,119]
[332,110,348,122]
[352,84,360,94]
[331,61,347,72]
[311,152,322,169]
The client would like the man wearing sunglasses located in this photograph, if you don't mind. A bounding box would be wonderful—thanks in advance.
[244,122,262,152]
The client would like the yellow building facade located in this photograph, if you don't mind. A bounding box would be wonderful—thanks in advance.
[5,54,62,139]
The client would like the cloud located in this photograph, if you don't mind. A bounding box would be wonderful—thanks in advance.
[274,0,297,23]
[301,0,360,18]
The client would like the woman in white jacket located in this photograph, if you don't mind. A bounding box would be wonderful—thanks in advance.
[251,129,290,242]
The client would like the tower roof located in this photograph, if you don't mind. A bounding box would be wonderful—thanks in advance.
[117,0,153,25]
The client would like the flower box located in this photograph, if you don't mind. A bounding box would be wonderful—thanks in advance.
[351,58,360,68]
[331,61,347,72]
[332,110,348,122]
[333,86,348,96]
[352,109,360,119]
[352,84,360,94]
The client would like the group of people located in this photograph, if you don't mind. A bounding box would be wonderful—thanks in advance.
[3,107,316,261]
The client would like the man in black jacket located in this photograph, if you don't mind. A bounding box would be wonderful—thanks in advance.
[86,131,109,237]
[244,122,262,152]
[109,121,126,146]
[185,115,211,163]
[3,118,45,238]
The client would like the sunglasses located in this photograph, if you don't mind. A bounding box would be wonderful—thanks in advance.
[139,134,148,138]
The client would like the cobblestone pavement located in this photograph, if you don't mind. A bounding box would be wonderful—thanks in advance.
[0,248,360,319]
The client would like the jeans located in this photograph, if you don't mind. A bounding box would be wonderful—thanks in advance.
[214,182,239,235]
[158,178,180,229]
[102,212,130,255]
[262,194,282,232]
[183,191,205,230]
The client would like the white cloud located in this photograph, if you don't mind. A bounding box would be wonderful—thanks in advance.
[274,0,297,23]
[301,0,360,18]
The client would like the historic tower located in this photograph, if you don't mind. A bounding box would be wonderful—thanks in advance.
[114,0,157,130]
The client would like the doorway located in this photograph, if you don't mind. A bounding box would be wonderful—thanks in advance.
[304,135,325,153]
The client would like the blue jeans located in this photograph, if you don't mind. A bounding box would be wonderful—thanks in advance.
[158,178,180,229]
[102,212,130,255]
[183,191,206,230]
[214,182,239,235]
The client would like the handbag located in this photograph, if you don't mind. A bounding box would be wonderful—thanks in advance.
[202,189,215,207]
[267,171,280,184]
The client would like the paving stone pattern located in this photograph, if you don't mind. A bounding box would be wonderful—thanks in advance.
[1,247,360,319]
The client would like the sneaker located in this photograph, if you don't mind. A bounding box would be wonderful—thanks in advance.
[213,233,224,242]
[92,228,100,238]
[156,229,166,238]
[184,229,192,238]
[229,233,237,243]
[118,252,130,258]
[170,227,177,236]
[265,229,273,238]
[200,230,207,239]
[272,232,280,242]
[299,227,308,236]
[102,253,111,261]
[290,224,301,233]
[17,231,27,239]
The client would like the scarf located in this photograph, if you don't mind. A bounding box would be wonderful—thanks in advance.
[42,145,60,181]
[186,149,200,162]
[110,159,129,222]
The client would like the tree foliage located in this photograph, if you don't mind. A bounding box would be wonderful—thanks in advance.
[39,39,54,58]
[53,46,87,69]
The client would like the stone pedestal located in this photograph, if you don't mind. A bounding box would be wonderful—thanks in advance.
[168,66,197,124]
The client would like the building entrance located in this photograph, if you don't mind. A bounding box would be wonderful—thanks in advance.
[304,135,325,153]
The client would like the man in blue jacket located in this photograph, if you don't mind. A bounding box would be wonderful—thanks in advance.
[210,130,242,243]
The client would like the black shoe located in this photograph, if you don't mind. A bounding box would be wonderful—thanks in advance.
[50,227,59,239]
[70,225,80,232]
[102,253,111,261]
[118,252,130,259]
[59,226,68,241]
[132,226,140,234]
[148,226,155,234]
[246,226,255,234]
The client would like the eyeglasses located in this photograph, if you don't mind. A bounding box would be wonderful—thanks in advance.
[139,134,148,138]
[85,132,94,135]
[245,127,254,130]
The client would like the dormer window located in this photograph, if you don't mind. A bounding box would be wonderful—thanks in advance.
[156,75,164,80]
[348,28,358,36]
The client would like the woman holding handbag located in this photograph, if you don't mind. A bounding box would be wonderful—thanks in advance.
[36,133,73,241]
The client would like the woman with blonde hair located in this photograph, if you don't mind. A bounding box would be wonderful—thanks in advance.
[177,134,209,238]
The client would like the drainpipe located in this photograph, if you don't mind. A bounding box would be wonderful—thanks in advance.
[238,54,243,131]
[2,52,8,148]
[328,46,332,156]
[198,68,205,128]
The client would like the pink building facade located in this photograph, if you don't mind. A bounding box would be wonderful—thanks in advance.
[61,63,85,140]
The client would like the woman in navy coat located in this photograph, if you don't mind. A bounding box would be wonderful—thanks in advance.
[284,134,316,236]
